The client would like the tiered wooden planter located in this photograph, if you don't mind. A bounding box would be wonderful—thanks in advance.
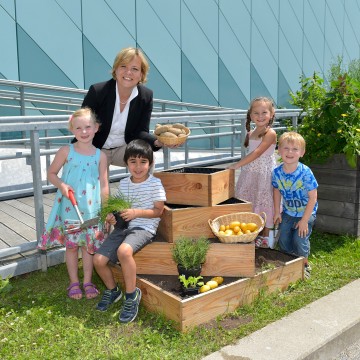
[111,251,304,331]
[157,198,252,243]
[153,167,234,206]
[110,166,304,330]
[311,155,360,236]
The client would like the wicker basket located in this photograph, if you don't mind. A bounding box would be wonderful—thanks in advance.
[208,212,266,244]
[156,127,191,146]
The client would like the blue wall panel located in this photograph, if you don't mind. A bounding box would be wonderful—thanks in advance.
[1,0,360,108]
[137,0,181,98]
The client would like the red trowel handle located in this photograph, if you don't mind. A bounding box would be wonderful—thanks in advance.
[68,189,84,224]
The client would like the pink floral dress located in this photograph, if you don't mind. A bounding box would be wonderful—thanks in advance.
[235,138,276,228]
[39,144,105,253]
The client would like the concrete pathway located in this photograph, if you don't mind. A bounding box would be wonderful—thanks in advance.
[203,278,360,360]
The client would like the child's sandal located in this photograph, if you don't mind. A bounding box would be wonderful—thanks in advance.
[67,282,83,300]
[83,282,99,300]
[255,236,263,248]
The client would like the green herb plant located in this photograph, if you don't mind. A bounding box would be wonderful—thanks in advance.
[99,192,133,223]
[171,236,210,270]
[178,275,204,289]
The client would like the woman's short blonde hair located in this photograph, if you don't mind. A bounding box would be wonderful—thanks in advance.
[278,131,306,150]
[111,47,149,83]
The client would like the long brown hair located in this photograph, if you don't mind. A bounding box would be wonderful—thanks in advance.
[244,97,275,147]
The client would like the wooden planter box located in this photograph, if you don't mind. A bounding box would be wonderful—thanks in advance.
[153,167,235,206]
[311,155,360,236]
[111,250,304,332]
[157,197,252,243]
[133,240,255,277]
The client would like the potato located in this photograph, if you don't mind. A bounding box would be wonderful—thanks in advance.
[167,127,183,136]
[154,125,171,135]
[159,131,177,138]
[172,123,186,129]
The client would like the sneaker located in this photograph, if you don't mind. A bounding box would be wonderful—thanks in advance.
[304,264,312,279]
[119,287,142,324]
[96,286,122,311]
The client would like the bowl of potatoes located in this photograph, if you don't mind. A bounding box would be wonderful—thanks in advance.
[154,123,191,146]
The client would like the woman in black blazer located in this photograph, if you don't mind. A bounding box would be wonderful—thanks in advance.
[82,47,164,168]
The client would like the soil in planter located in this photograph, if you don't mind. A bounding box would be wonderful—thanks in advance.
[141,248,298,299]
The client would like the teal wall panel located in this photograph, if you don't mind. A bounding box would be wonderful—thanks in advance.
[1,0,360,108]
[137,0,181,98]
[0,8,18,80]
[16,0,84,87]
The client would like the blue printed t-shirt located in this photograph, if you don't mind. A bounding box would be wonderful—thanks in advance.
[272,162,318,217]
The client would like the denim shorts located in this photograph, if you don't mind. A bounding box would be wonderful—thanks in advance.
[278,212,316,259]
[96,227,154,264]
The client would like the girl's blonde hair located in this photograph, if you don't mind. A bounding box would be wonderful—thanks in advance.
[111,47,149,83]
[68,107,98,130]
[278,131,306,150]
[244,97,275,147]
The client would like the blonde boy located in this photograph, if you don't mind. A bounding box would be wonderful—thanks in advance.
[272,132,318,278]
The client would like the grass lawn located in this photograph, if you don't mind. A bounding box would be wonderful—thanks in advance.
[1,231,359,360]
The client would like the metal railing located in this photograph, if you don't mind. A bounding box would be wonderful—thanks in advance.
[0,79,302,278]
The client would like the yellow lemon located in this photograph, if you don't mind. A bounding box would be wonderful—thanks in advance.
[246,223,258,232]
[245,229,252,234]
[233,225,241,234]
[224,229,234,236]
[240,222,248,232]
[229,221,241,229]
[211,276,224,285]
[225,225,230,230]
[218,230,226,236]
[206,280,218,289]
[219,224,226,232]
[199,284,211,293]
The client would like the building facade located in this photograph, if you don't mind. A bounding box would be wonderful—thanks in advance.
[1,0,360,109]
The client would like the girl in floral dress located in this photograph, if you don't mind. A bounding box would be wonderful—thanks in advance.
[228,97,277,247]
[39,108,109,299]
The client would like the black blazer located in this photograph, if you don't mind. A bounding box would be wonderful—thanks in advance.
[82,79,159,151]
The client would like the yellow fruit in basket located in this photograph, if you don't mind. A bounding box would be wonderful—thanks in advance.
[246,223,258,232]
[211,276,224,285]
[200,284,211,293]
[206,280,218,289]
[224,229,234,236]
[218,230,225,236]
[233,225,241,234]
[229,221,241,229]
[225,225,230,230]
[245,229,252,234]
[240,222,248,232]
[219,224,226,232]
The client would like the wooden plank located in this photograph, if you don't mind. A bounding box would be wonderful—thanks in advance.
[310,155,360,171]
[180,257,303,331]
[318,184,360,203]
[317,199,357,219]
[0,207,36,242]
[111,255,304,331]
[5,198,36,217]
[315,214,359,236]
[158,200,252,242]
[0,222,28,246]
[132,241,255,277]
[154,168,234,206]
[0,201,36,230]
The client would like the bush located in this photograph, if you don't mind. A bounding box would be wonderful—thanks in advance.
[290,71,360,168]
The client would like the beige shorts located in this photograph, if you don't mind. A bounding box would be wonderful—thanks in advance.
[102,146,127,168]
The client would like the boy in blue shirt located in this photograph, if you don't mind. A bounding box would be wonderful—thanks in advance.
[272,132,318,279]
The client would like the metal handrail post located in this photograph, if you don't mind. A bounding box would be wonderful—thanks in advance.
[30,129,46,271]
[240,117,246,159]
[163,147,170,169]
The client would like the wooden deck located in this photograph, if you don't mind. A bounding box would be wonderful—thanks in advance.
[0,182,120,266]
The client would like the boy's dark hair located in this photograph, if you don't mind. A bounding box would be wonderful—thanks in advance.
[123,139,153,164]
